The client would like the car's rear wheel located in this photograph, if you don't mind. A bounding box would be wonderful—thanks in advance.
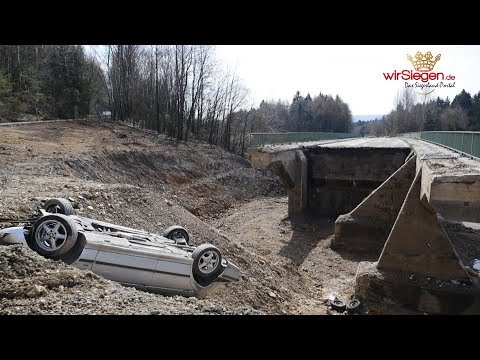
[31,214,78,258]
[163,226,191,245]
[192,244,223,278]
[43,198,75,216]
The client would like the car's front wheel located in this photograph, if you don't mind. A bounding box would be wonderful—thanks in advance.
[192,244,223,279]
[30,214,78,258]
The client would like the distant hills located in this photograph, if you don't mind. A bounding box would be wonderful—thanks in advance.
[352,115,385,122]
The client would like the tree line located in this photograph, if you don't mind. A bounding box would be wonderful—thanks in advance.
[0,45,354,156]
[356,88,480,136]
[0,45,95,119]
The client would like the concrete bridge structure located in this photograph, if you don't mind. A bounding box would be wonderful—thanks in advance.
[247,137,480,314]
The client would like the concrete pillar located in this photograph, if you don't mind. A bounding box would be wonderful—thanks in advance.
[259,149,307,217]
[331,155,416,254]
[377,170,471,281]
[287,150,308,216]
[74,105,79,120]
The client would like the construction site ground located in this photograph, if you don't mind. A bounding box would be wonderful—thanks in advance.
[1,120,478,315]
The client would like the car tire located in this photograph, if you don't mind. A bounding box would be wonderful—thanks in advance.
[330,299,346,312]
[43,198,75,216]
[347,299,361,314]
[163,226,191,245]
[192,244,223,278]
[30,214,78,258]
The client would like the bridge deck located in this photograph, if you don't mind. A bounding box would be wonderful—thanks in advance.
[256,137,411,152]
[403,137,480,176]
[248,136,480,222]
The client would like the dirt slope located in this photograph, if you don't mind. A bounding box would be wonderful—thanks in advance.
[0,120,363,315]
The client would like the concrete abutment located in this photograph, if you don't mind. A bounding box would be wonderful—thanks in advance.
[248,137,480,314]
[332,155,416,254]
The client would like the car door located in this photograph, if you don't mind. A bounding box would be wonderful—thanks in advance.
[92,237,157,289]
[149,252,193,294]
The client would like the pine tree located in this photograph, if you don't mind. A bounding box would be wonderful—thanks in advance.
[470,92,480,130]
[43,45,92,118]
[0,67,12,118]
[452,89,473,113]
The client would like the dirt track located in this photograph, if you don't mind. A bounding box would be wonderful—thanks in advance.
[0,120,365,314]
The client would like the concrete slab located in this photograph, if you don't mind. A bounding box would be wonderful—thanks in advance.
[319,137,410,149]
[251,139,352,153]
[332,155,416,254]
[404,138,480,222]
[253,137,410,153]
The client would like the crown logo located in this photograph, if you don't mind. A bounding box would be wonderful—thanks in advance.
[407,51,441,72]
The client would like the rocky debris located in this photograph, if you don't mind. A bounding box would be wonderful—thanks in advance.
[474,260,480,271]
[442,220,480,272]
[355,261,480,315]
[26,285,49,298]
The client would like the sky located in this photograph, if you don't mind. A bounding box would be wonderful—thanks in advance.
[215,45,480,116]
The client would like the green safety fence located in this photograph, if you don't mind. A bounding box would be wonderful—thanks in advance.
[399,131,480,159]
[249,132,359,147]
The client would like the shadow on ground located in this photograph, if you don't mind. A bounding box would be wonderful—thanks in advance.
[279,213,379,265]
[278,214,335,265]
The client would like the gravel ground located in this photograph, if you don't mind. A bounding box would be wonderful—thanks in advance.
[2,121,477,315]
[0,120,316,315]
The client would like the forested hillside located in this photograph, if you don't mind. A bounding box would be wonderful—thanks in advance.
[0,45,96,120]
[0,45,354,155]
[355,88,480,136]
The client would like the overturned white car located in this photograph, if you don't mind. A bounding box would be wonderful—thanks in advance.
[0,198,240,298]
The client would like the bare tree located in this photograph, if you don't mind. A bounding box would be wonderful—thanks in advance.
[84,45,250,155]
